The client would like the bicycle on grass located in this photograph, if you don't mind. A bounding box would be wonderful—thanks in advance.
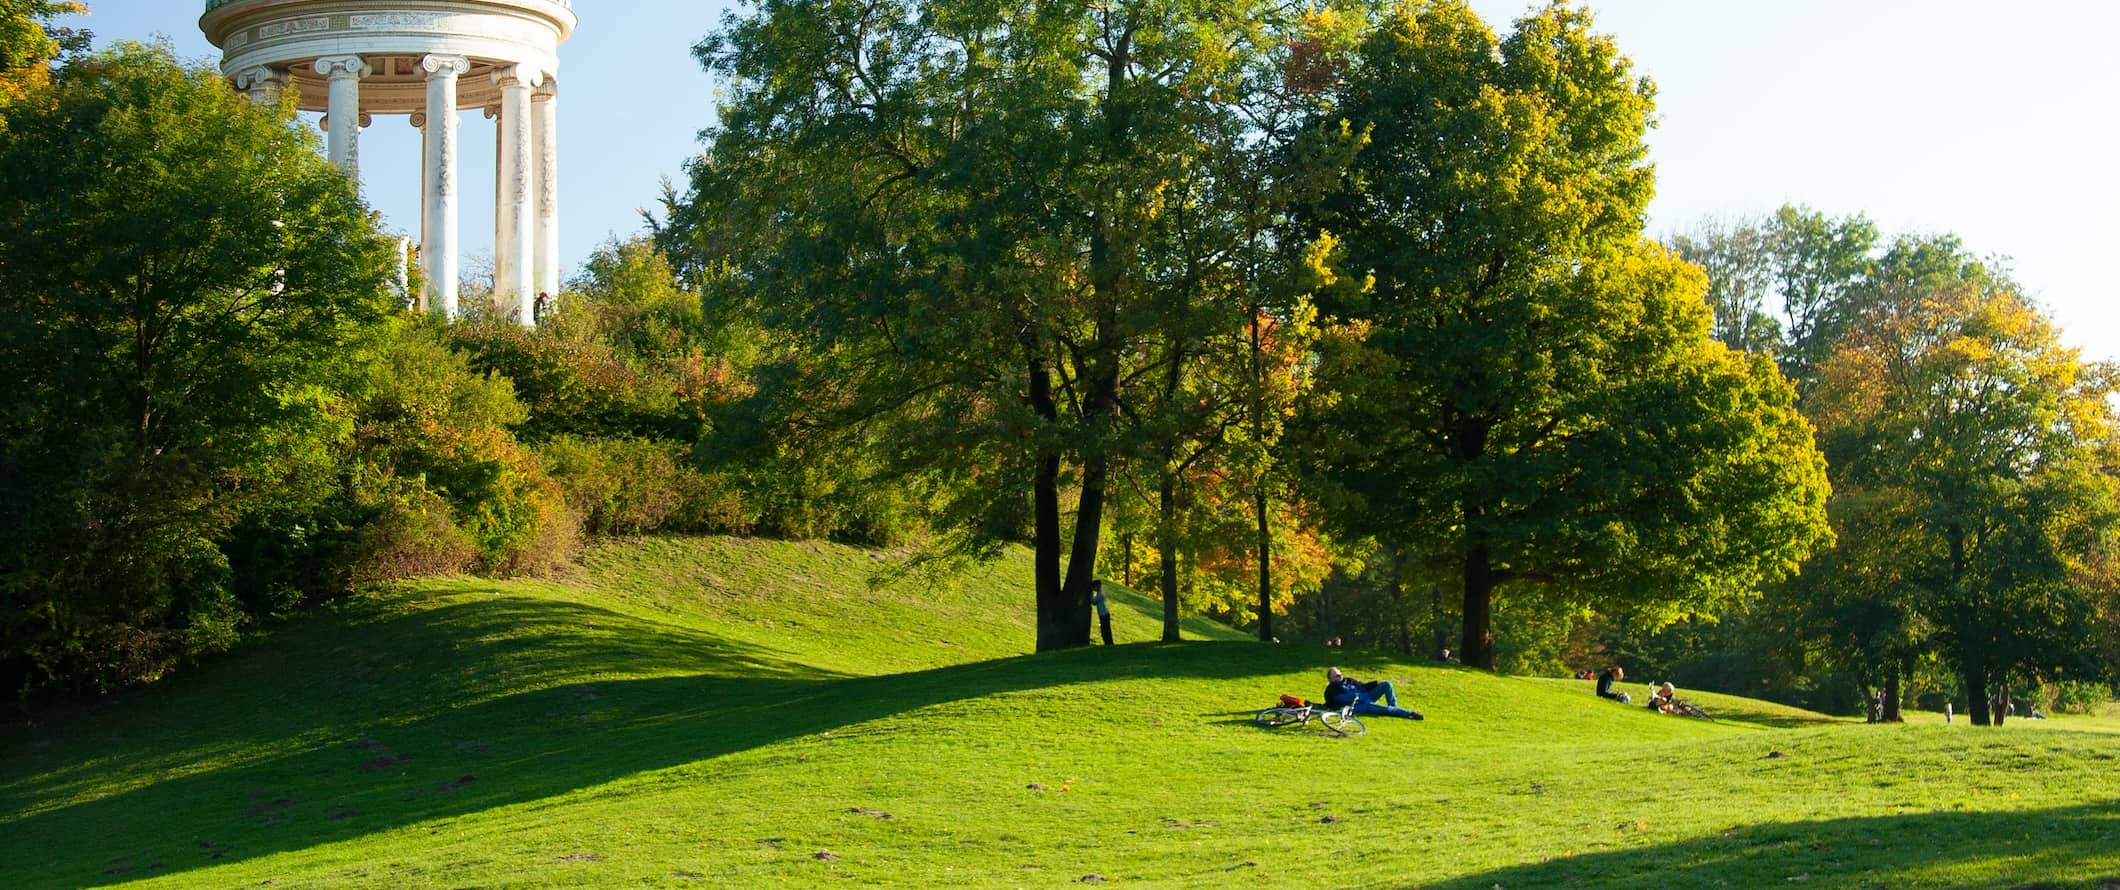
[1254,695,1366,737]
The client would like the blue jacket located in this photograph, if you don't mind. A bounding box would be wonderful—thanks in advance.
[1323,677,1363,707]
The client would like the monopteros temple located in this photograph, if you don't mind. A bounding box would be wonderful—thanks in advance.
[201,0,576,324]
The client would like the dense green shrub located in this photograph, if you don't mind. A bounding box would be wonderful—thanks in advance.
[344,478,477,584]
[0,43,399,703]
[542,435,687,534]
[540,435,752,535]
[354,321,577,576]
[449,302,699,443]
[2037,680,2114,715]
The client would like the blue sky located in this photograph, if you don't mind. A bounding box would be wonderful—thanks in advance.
[59,1,2120,360]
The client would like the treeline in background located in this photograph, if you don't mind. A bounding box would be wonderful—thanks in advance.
[3,1,2115,724]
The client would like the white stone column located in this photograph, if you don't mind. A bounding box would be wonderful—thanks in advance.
[314,55,369,175]
[531,78,561,302]
[485,104,502,290]
[411,112,428,269]
[420,54,471,317]
[493,64,541,326]
[233,65,287,105]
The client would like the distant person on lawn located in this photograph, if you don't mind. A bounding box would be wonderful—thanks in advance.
[1324,667,1424,720]
[1595,666,1631,703]
[1089,579,1113,646]
[1645,682,1676,713]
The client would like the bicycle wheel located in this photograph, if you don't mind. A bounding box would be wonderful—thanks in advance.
[1679,702,1712,721]
[1255,706,1306,728]
[1320,710,1366,737]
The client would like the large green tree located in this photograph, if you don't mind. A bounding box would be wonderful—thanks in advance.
[1670,222,2037,716]
[665,0,1304,649]
[1809,275,2119,726]
[1666,205,1879,392]
[1300,1,1832,669]
[0,42,400,698]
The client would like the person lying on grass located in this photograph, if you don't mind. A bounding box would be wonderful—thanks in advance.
[1323,667,1424,720]
[1646,682,1677,714]
[1595,666,1632,703]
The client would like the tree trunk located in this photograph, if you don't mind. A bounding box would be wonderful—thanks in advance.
[1063,23,1130,652]
[1389,549,1412,656]
[1947,526,1989,725]
[1963,659,1991,726]
[1248,310,1273,644]
[1154,335,1187,644]
[1159,459,1180,643]
[1993,681,2010,726]
[1027,345,1071,652]
[1033,451,1067,651]
[1255,487,1272,642]
[1430,584,1446,661]
[1119,530,1133,588]
[1317,575,1335,642]
[1062,452,1108,646]
[1460,540,1496,669]
[1453,415,1497,669]
[1882,673,1903,723]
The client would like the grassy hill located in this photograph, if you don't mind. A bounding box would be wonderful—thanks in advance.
[3,537,2118,888]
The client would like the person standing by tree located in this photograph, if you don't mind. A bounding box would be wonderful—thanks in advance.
[1090,580,1114,646]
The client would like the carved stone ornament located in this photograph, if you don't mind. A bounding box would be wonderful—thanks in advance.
[313,55,370,78]
[491,63,544,89]
[232,65,286,92]
[421,54,471,78]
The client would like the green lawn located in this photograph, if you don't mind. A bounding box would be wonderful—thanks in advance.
[3,536,2117,888]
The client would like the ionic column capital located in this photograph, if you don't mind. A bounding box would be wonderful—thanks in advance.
[410,111,428,128]
[320,113,373,131]
[314,55,370,79]
[492,63,544,90]
[533,76,559,100]
[232,65,287,92]
[421,54,472,79]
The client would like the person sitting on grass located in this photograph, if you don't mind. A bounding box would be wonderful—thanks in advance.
[1324,667,1424,720]
[1645,682,1677,714]
[1595,666,1632,704]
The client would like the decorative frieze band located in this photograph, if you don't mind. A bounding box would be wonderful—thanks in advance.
[258,17,329,40]
[351,13,442,31]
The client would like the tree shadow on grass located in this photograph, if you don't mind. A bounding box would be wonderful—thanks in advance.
[1429,803,2120,890]
[1693,711,1839,730]
[0,600,1298,889]
[1,590,819,788]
